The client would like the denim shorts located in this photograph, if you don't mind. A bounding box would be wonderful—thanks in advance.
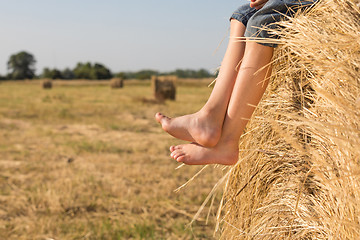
[230,0,316,47]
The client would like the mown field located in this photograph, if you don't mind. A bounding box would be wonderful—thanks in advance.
[0,79,225,239]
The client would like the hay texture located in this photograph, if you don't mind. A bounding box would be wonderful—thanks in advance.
[151,75,177,101]
[42,79,52,89]
[220,0,360,239]
[110,78,124,88]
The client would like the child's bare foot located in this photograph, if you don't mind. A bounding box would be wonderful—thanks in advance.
[155,111,222,147]
[169,141,239,165]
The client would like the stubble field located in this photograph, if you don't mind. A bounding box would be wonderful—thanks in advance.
[0,79,225,239]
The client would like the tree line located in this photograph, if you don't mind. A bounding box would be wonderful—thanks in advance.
[1,51,215,80]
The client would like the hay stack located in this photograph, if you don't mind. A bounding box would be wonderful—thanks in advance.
[110,78,124,88]
[151,75,177,101]
[42,79,52,89]
[218,0,360,239]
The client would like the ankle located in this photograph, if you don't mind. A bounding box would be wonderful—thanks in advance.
[215,143,239,165]
[198,107,224,124]
[219,138,239,150]
[198,107,213,118]
[221,142,239,165]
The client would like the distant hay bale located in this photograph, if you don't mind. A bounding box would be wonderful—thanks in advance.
[42,79,52,89]
[151,75,177,101]
[110,78,124,88]
[212,0,360,239]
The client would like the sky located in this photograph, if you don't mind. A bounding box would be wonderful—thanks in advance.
[0,0,247,75]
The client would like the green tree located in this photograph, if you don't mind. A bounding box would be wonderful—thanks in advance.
[42,68,62,79]
[7,51,36,79]
[133,70,158,80]
[61,68,75,80]
[91,63,112,79]
[115,72,127,79]
[170,68,213,78]
[196,68,213,78]
[73,62,112,80]
[73,62,92,79]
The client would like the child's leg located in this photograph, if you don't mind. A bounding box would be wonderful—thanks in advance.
[170,42,273,165]
[155,19,246,147]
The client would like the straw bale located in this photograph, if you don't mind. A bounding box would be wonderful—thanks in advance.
[110,78,124,88]
[42,79,52,89]
[151,75,177,101]
[218,0,360,239]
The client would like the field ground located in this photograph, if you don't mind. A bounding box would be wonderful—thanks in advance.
[0,79,226,239]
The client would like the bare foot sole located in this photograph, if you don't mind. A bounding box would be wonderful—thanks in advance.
[155,112,221,147]
[170,142,238,165]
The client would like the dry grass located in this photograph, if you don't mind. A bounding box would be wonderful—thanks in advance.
[0,79,224,239]
[219,0,360,239]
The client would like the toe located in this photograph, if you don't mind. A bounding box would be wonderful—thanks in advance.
[171,149,184,160]
[174,152,185,161]
[155,112,163,123]
[176,155,186,163]
[170,150,177,159]
[170,145,181,152]
[156,113,171,131]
